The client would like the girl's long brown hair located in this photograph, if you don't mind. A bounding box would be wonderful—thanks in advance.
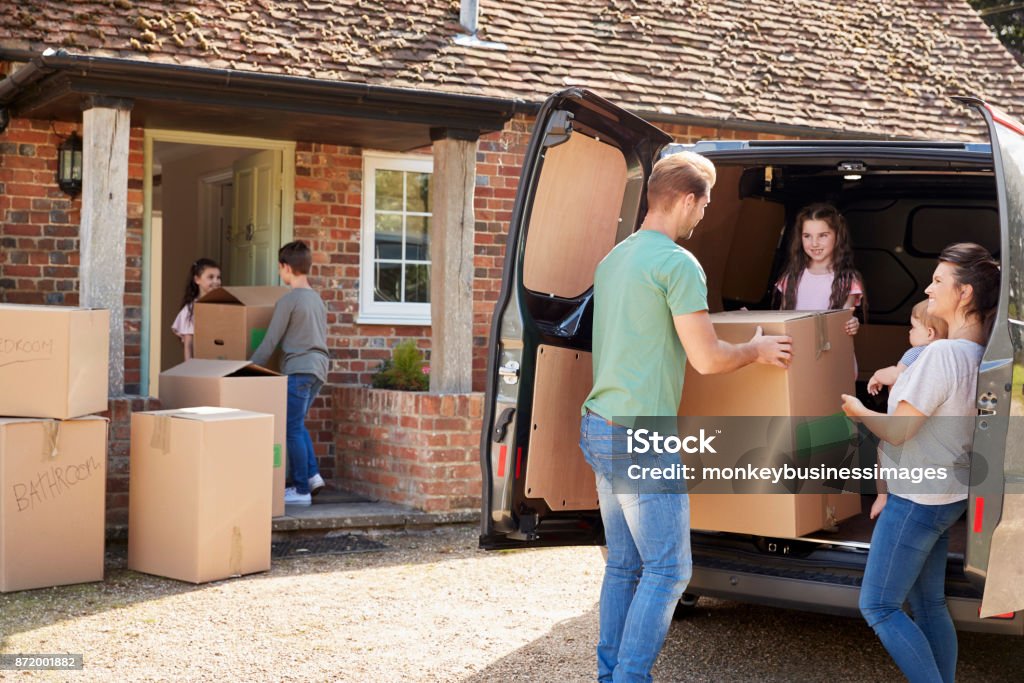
[180,258,220,323]
[777,203,865,313]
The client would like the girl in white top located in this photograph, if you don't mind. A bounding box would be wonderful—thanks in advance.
[172,258,221,360]
[775,202,864,336]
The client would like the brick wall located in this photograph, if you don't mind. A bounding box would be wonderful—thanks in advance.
[335,386,484,512]
[0,118,147,394]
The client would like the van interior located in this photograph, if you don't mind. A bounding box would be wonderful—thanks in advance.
[517,131,999,558]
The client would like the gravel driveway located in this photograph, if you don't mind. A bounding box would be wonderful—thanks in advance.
[1,524,1020,681]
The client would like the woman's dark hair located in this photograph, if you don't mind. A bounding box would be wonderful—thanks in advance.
[180,258,220,322]
[279,240,313,275]
[938,242,1000,339]
[777,202,866,315]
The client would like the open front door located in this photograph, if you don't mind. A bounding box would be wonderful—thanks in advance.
[230,150,282,285]
[479,89,672,549]
[956,98,1024,618]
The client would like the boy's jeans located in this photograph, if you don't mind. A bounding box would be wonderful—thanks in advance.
[859,494,967,683]
[579,410,692,683]
[287,373,323,494]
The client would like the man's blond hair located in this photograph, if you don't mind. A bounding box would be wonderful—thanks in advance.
[647,152,717,212]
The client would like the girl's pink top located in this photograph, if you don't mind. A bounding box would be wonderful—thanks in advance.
[777,270,863,310]
[171,303,195,338]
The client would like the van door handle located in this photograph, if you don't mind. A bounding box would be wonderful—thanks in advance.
[498,361,520,385]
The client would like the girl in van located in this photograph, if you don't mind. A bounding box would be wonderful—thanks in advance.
[775,202,864,335]
[171,258,222,361]
[841,243,999,683]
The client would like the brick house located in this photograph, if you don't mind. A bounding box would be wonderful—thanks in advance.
[2,0,1024,523]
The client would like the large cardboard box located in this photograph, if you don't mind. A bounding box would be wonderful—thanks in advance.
[0,304,109,419]
[0,417,107,592]
[128,408,274,584]
[158,360,287,517]
[680,309,860,537]
[193,287,287,367]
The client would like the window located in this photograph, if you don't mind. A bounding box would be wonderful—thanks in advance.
[359,152,433,324]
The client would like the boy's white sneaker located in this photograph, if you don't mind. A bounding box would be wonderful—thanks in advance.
[284,487,312,506]
[308,474,326,497]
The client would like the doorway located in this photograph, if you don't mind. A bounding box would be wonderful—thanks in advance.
[143,131,296,395]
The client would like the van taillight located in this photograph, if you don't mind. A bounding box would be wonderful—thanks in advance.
[978,607,1015,620]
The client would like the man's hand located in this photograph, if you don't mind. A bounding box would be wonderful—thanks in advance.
[749,326,792,368]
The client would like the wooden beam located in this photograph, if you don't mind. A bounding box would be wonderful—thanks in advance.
[80,98,132,396]
[429,132,478,393]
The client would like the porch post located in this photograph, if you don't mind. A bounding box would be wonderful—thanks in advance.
[80,97,133,396]
[429,129,479,393]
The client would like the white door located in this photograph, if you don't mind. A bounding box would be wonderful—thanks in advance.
[230,150,281,285]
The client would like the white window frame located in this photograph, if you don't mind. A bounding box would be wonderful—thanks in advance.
[358,151,434,325]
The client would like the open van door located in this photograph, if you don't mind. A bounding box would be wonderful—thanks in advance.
[479,89,672,549]
[956,97,1024,618]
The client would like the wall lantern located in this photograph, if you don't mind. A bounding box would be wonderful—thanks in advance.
[57,131,83,197]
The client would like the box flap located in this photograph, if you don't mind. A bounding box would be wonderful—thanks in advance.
[709,310,845,323]
[141,407,273,423]
[160,359,280,378]
[0,304,107,313]
[197,286,288,306]
[0,415,108,427]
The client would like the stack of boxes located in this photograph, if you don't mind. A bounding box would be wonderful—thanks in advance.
[0,300,280,591]
[0,304,111,592]
[130,286,285,583]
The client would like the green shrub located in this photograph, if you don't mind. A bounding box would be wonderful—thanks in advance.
[371,340,429,391]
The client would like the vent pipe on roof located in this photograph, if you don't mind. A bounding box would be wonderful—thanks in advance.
[460,0,479,35]
[455,0,508,51]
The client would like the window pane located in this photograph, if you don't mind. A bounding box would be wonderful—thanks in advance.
[374,262,402,302]
[404,264,430,303]
[374,214,402,260]
[375,170,403,211]
[406,215,430,260]
[406,172,431,213]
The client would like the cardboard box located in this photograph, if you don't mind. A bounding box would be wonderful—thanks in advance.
[0,417,107,592]
[0,304,109,419]
[128,407,274,584]
[680,309,859,537]
[158,360,287,517]
[193,287,288,367]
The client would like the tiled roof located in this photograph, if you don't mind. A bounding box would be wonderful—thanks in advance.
[2,1,1023,139]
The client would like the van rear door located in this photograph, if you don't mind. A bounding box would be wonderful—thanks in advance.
[479,89,672,549]
[956,97,1024,618]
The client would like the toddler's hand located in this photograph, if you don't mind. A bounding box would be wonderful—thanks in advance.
[867,373,882,395]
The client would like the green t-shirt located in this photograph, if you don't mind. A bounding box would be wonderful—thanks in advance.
[583,230,708,422]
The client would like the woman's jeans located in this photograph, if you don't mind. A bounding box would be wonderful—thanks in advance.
[859,494,967,683]
[579,411,692,683]
[286,373,323,494]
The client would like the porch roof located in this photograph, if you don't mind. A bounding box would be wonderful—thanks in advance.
[0,50,524,150]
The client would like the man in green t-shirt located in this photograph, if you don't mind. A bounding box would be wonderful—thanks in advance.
[580,151,792,682]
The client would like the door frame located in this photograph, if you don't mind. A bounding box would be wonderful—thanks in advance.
[142,129,296,396]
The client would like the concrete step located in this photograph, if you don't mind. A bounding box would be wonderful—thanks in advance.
[271,488,478,536]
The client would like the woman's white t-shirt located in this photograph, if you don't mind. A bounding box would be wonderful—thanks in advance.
[883,338,984,505]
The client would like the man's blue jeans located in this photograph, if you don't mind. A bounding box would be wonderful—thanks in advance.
[287,373,323,494]
[859,493,967,683]
[579,410,692,683]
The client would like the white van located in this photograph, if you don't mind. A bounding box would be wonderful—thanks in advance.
[479,88,1023,636]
